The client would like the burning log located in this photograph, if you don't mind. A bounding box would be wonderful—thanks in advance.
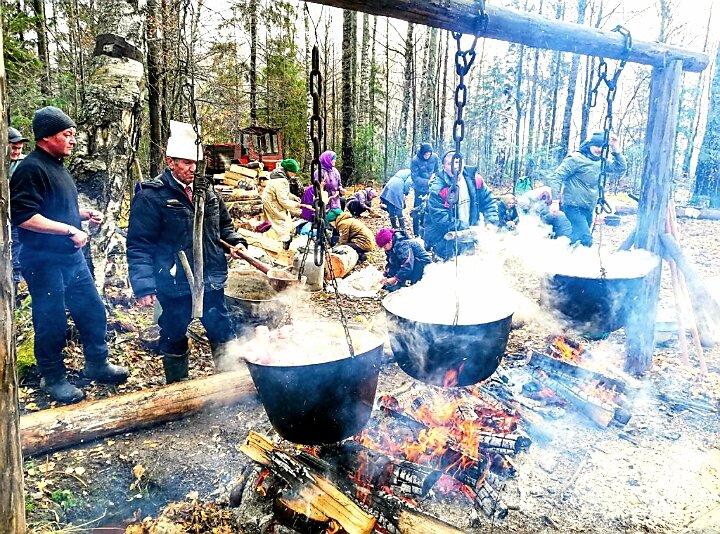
[530,351,633,397]
[240,432,377,534]
[21,370,257,457]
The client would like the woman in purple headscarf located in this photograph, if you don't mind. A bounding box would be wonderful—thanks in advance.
[315,150,345,210]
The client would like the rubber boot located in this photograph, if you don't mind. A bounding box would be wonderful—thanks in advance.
[162,351,189,384]
[211,342,236,373]
[40,375,85,404]
[83,359,130,385]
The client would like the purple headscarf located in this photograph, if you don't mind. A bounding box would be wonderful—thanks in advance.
[316,150,343,209]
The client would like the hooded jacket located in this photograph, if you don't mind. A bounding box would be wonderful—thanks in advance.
[349,187,376,212]
[385,230,432,283]
[547,142,627,211]
[334,211,375,252]
[423,166,499,257]
[314,150,343,209]
[410,145,439,196]
[261,166,300,241]
[127,168,246,298]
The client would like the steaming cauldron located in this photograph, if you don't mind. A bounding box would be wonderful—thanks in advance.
[225,270,288,335]
[542,274,645,338]
[383,292,513,387]
[246,332,383,445]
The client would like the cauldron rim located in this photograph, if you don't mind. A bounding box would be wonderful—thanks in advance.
[545,272,649,282]
[382,290,513,327]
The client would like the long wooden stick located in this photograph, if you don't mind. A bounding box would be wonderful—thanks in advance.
[665,208,690,365]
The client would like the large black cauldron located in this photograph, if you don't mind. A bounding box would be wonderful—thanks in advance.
[542,274,645,338]
[383,292,512,387]
[246,335,383,445]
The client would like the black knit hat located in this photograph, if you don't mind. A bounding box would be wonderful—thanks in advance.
[588,131,607,147]
[32,106,76,140]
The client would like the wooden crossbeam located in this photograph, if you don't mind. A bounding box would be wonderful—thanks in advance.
[307,0,709,72]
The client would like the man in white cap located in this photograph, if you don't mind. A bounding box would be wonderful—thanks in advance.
[126,121,248,383]
[10,106,129,403]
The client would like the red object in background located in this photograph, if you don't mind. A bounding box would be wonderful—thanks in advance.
[204,126,284,174]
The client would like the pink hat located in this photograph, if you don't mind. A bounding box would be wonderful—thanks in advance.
[375,228,394,247]
[368,188,378,200]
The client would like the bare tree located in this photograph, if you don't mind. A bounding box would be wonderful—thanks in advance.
[341,9,356,181]
[559,0,589,158]
[398,23,414,165]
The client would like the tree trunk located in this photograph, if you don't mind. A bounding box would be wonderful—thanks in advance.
[21,370,256,458]
[0,17,26,530]
[31,0,51,99]
[69,0,144,293]
[438,31,450,151]
[398,23,414,166]
[693,44,720,207]
[358,13,371,128]
[368,16,378,127]
[420,27,438,145]
[383,17,390,179]
[146,0,163,178]
[341,10,356,183]
[512,44,525,183]
[625,61,683,375]
[559,0,588,159]
[249,0,258,126]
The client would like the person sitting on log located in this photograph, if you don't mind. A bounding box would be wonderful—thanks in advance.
[326,208,375,263]
[516,185,573,240]
[423,150,500,260]
[261,158,302,250]
[547,130,626,247]
[380,168,412,230]
[346,186,378,218]
[375,227,432,292]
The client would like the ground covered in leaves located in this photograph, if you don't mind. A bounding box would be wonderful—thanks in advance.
[18,194,720,534]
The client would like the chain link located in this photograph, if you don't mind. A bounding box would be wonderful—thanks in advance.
[589,25,632,217]
[297,44,355,358]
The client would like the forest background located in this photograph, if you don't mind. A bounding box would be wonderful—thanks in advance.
[4,0,720,209]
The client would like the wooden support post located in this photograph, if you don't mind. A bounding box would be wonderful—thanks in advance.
[307,0,709,72]
[0,26,26,532]
[625,60,683,375]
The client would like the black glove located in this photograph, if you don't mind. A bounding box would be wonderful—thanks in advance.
[193,173,210,192]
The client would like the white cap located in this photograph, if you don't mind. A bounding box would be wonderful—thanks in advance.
[166,120,203,161]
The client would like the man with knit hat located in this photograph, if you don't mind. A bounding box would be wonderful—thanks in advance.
[10,106,129,403]
[547,131,626,246]
[410,142,439,236]
[376,227,431,292]
[127,121,248,383]
[261,158,302,249]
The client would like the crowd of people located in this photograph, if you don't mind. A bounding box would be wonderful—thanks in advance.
[8,103,625,404]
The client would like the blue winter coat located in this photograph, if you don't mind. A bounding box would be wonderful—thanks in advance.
[423,167,499,258]
[410,151,440,196]
[385,231,432,283]
[381,169,412,209]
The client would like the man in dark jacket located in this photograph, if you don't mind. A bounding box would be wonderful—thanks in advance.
[127,121,248,383]
[375,227,431,291]
[409,143,439,236]
[10,106,129,403]
[423,151,499,260]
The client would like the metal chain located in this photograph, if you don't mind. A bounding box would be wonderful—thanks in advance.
[449,1,488,325]
[589,25,632,217]
[298,44,355,358]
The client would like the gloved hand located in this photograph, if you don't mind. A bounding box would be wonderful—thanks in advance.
[193,173,210,192]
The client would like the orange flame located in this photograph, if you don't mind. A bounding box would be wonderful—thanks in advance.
[549,336,585,364]
[326,519,341,534]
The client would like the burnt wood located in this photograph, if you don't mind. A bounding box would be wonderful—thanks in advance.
[626,61,684,374]
[307,0,709,72]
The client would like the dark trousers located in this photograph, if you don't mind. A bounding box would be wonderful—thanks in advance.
[22,249,108,379]
[382,201,405,230]
[11,226,22,283]
[564,205,594,247]
[384,262,428,291]
[156,289,234,355]
[411,193,426,237]
[346,199,365,218]
[345,242,368,263]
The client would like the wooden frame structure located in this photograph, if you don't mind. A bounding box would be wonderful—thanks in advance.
[308,0,710,374]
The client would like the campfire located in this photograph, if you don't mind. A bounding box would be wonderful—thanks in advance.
[235,384,534,532]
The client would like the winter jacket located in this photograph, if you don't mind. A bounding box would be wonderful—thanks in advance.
[547,143,627,211]
[333,211,375,252]
[385,231,432,283]
[315,150,344,209]
[127,168,246,299]
[423,166,499,256]
[381,169,412,209]
[410,150,439,196]
[350,188,375,212]
[261,167,300,242]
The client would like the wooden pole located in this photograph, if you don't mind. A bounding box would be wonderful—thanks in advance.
[665,208,690,366]
[307,0,709,72]
[625,60,683,375]
[21,370,257,458]
[0,14,27,531]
